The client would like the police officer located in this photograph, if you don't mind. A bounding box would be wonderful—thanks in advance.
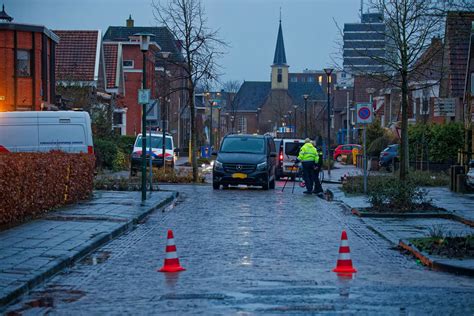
[296,138,321,195]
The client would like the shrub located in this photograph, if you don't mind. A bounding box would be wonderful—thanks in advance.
[112,150,128,171]
[94,138,118,170]
[366,177,430,211]
[408,122,464,164]
[116,135,136,155]
[0,152,95,227]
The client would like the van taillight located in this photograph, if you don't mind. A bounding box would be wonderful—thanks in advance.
[279,151,283,161]
[88,146,94,154]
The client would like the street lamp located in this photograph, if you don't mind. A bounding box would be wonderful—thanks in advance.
[303,94,309,138]
[135,32,154,202]
[206,93,214,149]
[293,105,298,138]
[230,115,235,133]
[324,67,334,177]
[160,51,171,175]
[258,107,263,133]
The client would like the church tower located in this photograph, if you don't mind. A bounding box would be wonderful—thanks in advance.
[271,18,289,90]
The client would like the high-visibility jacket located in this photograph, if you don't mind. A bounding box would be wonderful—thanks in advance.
[298,143,319,163]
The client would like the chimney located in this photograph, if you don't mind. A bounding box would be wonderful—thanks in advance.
[126,14,134,27]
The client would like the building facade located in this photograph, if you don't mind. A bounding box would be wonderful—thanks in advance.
[343,12,386,76]
[103,17,188,147]
[0,6,58,111]
[231,19,327,141]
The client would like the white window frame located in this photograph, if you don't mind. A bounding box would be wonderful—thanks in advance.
[123,60,134,68]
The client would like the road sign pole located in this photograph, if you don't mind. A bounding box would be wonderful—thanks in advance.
[149,125,153,192]
[141,52,147,203]
[363,125,367,194]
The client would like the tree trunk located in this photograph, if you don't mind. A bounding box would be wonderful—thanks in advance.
[187,82,198,182]
[399,70,409,181]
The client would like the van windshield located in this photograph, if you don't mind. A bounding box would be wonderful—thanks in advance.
[285,142,303,156]
[220,137,265,154]
[136,136,172,150]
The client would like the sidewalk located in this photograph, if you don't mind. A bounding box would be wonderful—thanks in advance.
[331,185,474,275]
[0,190,177,306]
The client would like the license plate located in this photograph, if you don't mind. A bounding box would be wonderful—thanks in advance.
[232,173,247,179]
[287,166,298,171]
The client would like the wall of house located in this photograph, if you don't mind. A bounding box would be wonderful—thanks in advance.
[121,44,156,135]
[0,29,54,111]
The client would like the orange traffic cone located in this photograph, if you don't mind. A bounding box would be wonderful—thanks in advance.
[332,230,357,273]
[158,230,186,273]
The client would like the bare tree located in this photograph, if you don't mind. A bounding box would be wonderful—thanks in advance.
[334,0,474,181]
[221,80,241,93]
[152,0,227,182]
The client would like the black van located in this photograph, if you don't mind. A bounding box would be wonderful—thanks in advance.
[212,134,277,190]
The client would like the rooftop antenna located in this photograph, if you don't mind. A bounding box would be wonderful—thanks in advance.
[360,0,364,17]
[279,7,282,23]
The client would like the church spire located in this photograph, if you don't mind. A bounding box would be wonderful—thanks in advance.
[272,18,287,65]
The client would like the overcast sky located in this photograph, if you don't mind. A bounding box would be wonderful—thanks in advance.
[5,0,361,84]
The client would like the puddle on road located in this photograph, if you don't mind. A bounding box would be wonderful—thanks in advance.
[6,288,85,315]
[159,293,232,300]
[258,304,336,313]
[80,250,111,265]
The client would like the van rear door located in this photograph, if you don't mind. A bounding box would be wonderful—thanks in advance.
[0,112,39,152]
[38,112,89,153]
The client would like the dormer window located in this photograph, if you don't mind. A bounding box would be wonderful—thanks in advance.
[123,60,134,68]
[277,68,282,83]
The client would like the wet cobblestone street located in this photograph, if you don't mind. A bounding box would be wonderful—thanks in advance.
[5,183,474,315]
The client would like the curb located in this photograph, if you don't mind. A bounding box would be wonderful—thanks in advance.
[351,207,474,227]
[351,208,454,219]
[0,192,178,307]
[399,239,474,277]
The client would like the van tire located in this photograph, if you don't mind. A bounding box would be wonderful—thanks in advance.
[262,175,270,190]
[269,178,275,189]
[213,182,220,190]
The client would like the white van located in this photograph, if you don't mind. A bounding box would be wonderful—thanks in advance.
[0,111,94,154]
[275,138,305,180]
[130,132,176,175]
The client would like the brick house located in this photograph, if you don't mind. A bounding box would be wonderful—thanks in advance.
[440,11,474,121]
[53,30,106,111]
[0,5,58,111]
[101,36,159,136]
[103,16,188,146]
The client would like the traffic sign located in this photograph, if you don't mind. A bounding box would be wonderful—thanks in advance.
[146,99,159,121]
[356,103,373,124]
[138,89,150,105]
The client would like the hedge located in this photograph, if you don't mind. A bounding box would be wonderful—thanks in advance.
[0,152,95,227]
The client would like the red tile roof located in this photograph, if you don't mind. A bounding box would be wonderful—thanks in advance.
[54,30,100,82]
[103,43,119,89]
[445,11,474,98]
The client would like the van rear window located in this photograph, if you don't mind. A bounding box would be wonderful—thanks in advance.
[285,143,303,156]
[136,136,172,149]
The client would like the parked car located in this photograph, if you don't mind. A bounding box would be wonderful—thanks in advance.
[212,134,277,190]
[130,132,175,176]
[466,160,474,189]
[333,144,361,162]
[0,111,93,154]
[379,144,399,171]
[274,138,305,180]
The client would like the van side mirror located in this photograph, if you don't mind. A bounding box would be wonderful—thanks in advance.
[269,152,277,158]
[211,151,218,156]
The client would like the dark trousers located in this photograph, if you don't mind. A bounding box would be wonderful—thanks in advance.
[301,161,316,192]
[313,168,323,193]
